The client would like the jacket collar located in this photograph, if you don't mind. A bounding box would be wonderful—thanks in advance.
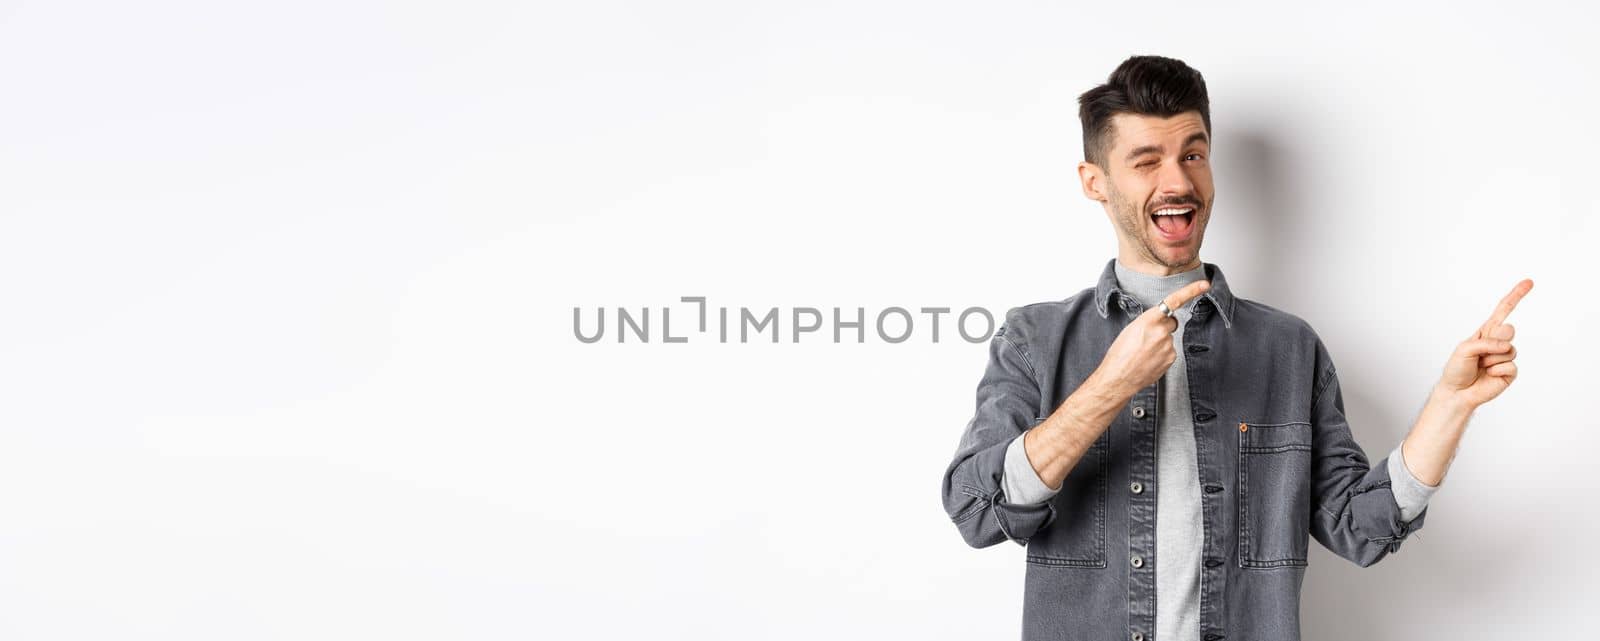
[1093,257,1235,329]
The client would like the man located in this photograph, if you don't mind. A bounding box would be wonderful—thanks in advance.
[939,55,1531,641]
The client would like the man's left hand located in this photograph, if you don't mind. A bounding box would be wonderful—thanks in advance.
[1437,278,1533,409]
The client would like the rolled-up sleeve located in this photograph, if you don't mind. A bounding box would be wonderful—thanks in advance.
[1386,441,1441,522]
[941,318,1058,548]
[1307,342,1431,567]
[1003,431,1062,507]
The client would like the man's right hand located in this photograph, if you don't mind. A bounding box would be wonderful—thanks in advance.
[1092,279,1212,397]
[1021,278,1212,492]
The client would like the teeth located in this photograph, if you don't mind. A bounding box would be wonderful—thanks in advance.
[1153,208,1194,216]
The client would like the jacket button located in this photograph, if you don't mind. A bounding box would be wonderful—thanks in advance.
[1130,481,1143,494]
[1130,555,1144,568]
[1132,633,1145,641]
[1194,411,1215,422]
[1132,406,1146,418]
[1204,484,1223,494]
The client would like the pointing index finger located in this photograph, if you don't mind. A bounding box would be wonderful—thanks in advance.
[1478,278,1533,338]
[1161,279,1212,314]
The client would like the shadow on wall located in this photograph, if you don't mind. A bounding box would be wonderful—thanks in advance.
[1224,125,1536,640]
[1211,125,1300,308]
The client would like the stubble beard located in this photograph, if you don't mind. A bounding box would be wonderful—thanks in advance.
[1107,179,1203,272]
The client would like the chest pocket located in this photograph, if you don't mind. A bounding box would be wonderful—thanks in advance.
[1237,420,1312,568]
[1025,422,1108,568]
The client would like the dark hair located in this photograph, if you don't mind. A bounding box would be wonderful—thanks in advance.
[1077,55,1211,167]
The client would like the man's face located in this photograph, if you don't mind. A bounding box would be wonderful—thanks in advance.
[1081,111,1214,273]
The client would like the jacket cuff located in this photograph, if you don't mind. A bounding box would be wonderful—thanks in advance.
[1386,441,1440,522]
[1002,431,1060,507]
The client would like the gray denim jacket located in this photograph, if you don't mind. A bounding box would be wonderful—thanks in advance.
[940,258,1428,641]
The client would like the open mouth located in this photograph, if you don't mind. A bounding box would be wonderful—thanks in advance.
[1150,206,1196,241]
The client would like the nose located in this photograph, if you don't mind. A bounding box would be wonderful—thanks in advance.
[1156,157,1197,205]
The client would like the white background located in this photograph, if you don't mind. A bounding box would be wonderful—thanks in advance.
[2,1,1597,639]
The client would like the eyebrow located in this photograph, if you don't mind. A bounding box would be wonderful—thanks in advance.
[1124,131,1210,163]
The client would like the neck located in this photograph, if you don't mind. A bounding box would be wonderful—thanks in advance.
[1116,247,1201,277]
[1113,256,1207,310]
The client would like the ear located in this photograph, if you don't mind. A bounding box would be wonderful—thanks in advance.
[1078,161,1107,203]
